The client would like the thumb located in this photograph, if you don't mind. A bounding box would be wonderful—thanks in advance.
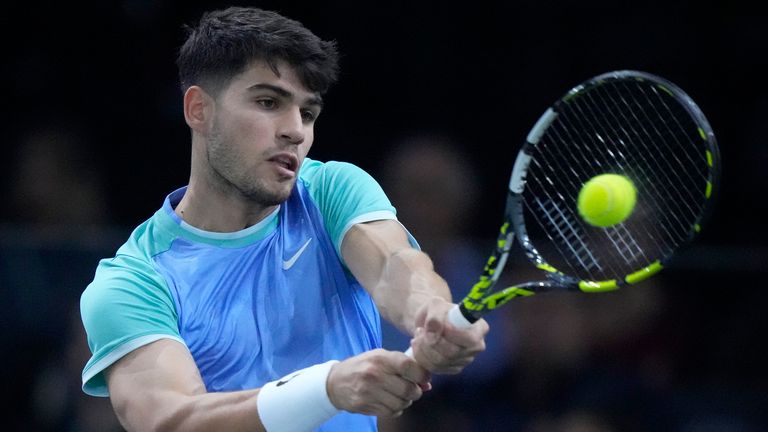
[424,314,443,344]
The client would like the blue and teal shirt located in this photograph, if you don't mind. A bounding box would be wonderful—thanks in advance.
[81,158,411,431]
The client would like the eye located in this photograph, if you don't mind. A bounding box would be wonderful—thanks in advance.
[256,98,277,109]
[301,109,319,123]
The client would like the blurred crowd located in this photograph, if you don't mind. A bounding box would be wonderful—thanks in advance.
[1,122,125,431]
[2,120,765,431]
[4,2,768,430]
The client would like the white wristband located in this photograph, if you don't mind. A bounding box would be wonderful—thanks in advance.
[257,360,340,432]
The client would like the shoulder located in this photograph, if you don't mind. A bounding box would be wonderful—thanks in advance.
[299,157,372,187]
[81,219,177,318]
[295,157,397,256]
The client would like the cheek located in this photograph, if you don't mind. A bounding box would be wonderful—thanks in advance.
[221,119,273,157]
[231,114,267,140]
[301,129,315,154]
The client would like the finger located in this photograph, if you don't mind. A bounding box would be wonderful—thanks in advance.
[374,379,420,416]
[384,377,423,403]
[441,319,489,355]
[382,349,430,382]
[414,305,428,329]
[417,381,433,392]
[424,315,443,344]
[417,325,473,359]
[427,335,464,358]
[381,392,413,416]
[411,333,446,371]
[375,360,424,399]
[398,356,431,387]
[376,351,429,399]
[412,333,476,374]
[359,391,410,417]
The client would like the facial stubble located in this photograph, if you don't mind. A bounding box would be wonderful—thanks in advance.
[206,121,295,207]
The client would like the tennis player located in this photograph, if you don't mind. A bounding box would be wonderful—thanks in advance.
[79,6,488,432]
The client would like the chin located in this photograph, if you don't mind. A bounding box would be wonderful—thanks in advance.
[240,180,295,206]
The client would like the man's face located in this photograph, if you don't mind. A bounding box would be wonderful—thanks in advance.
[205,61,322,206]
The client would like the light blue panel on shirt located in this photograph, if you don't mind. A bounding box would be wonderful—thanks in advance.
[80,222,181,396]
[156,183,383,390]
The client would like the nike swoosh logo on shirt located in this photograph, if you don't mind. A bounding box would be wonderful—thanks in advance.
[282,238,312,270]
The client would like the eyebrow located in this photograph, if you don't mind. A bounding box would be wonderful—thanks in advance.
[246,83,324,108]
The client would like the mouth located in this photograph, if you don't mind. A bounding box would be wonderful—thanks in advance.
[268,152,299,175]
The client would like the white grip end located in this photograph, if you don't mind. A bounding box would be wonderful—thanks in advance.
[446,304,473,328]
[404,305,472,357]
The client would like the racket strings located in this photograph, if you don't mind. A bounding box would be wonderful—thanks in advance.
[577,86,688,226]
[531,127,656,281]
[583,81,705,252]
[533,105,663,279]
[523,77,711,282]
[579,86,695,245]
[630,83,710,184]
[578,84,703,241]
[530,194,603,272]
[551,100,663,222]
[602,83,707,240]
[610,83,707,217]
[526,151,617,278]
[603,224,645,263]
[551,103,673,248]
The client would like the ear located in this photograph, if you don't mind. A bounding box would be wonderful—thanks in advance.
[183,85,214,134]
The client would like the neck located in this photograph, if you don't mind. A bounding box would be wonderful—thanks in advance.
[175,139,278,232]
[174,181,278,233]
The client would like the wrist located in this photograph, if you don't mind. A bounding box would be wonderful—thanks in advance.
[257,360,340,432]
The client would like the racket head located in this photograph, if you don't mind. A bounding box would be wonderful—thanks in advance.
[509,70,720,292]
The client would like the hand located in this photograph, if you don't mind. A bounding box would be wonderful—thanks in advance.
[409,297,489,374]
[326,349,431,418]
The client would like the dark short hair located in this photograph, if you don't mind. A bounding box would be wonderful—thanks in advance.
[176,7,339,96]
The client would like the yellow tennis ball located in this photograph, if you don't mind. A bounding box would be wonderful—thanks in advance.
[577,174,637,227]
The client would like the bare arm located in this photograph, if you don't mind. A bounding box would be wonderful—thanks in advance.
[106,338,429,431]
[341,220,450,335]
[106,339,264,432]
[341,220,489,373]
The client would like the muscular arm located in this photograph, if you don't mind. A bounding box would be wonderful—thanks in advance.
[342,220,488,373]
[341,220,450,336]
[106,339,264,432]
[107,338,429,431]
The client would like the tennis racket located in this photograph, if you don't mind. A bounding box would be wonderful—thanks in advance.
[410,70,720,343]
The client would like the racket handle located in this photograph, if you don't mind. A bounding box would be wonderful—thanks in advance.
[446,303,474,328]
[404,304,473,357]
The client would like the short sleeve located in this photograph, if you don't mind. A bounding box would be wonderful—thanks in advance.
[299,159,407,255]
[80,254,182,396]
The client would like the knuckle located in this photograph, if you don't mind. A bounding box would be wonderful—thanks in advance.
[360,364,380,381]
[445,366,463,375]
[394,353,412,369]
[411,386,423,401]
[471,340,486,354]
[369,348,388,361]
[447,343,463,357]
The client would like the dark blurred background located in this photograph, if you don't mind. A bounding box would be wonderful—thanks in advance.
[2,1,767,431]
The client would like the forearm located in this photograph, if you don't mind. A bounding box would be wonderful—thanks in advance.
[115,388,263,432]
[371,248,452,336]
[109,340,338,432]
[342,221,488,374]
[342,221,453,336]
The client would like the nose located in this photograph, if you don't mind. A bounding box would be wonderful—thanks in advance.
[276,109,305,145]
